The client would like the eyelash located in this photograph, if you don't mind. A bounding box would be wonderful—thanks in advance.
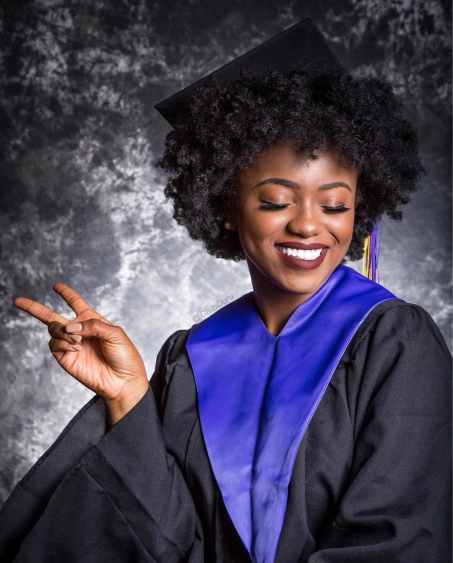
[322,205,350,213]
[259,202,289,210]
[259,201,350,213]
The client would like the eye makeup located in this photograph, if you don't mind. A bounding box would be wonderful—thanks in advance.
[321,205,350,213]
[259,199,351,213]
[259,200,290,210]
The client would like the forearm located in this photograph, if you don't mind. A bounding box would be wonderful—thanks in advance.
[3,375,203,562]
[103,378,150,428]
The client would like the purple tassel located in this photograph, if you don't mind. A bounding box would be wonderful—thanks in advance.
[369,219,382,283]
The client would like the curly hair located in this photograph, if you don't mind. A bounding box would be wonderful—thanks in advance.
[155,68,425,261]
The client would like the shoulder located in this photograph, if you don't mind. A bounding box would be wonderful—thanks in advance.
[346,300,451,363]
[149,329,192,419]
[341,300,451,420]
[154,328,190,366]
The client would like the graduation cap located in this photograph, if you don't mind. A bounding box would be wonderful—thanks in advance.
[154,17,344,129]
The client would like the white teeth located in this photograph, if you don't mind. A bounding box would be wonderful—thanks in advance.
[276,245,324,260]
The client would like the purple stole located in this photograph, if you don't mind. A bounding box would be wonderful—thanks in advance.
[186,265,401,562]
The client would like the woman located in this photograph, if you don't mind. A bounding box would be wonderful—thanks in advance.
[0,18,451,563]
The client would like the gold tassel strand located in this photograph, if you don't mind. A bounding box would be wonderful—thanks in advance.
[362,235,371,280]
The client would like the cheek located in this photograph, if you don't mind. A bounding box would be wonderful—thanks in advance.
[324,209,355,230]
[327,211,355,244]
[348,207,356,237]
[343,210,355,234]
[238,206,285,239]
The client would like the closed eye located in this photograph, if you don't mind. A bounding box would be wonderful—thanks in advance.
[259,200,290,210]
[322,205,350,213]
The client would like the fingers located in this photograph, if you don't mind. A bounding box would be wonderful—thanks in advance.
[64,318,124,343]
[47,317,123,355]
[52,283,95,318]
[48,320,83,345]
[48,320,84,355]
[13,297,68,326]
[49,337,83,354]
[13,284,112,328]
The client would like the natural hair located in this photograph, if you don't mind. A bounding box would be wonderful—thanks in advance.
[155,68,424,261]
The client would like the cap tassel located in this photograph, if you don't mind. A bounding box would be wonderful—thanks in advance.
[361,219,382,283]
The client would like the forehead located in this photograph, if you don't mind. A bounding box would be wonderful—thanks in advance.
[237,143,357,187]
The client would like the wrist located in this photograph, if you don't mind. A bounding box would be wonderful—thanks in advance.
[104,378,150,428]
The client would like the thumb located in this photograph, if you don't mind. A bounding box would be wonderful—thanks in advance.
[65,318,125,343]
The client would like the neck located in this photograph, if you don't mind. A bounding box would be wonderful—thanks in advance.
[247,260,315,337]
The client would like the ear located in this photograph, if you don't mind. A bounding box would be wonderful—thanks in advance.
[221,194,236,230]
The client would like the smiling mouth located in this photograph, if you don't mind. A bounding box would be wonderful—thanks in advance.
[274,243,329,271]
[275,244,327,261]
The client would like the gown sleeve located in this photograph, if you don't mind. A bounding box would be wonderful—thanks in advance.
[0,330,204,563]
[307,303,452,562]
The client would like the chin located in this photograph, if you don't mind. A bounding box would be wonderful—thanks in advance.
[277,278,327,296]
[267,260,341,295]
[247,249,345,297]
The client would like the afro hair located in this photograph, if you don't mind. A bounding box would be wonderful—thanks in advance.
[155,68,425,261]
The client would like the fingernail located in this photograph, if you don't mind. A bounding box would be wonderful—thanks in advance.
[71,345,82,351]
[66,323,83,333]
[70,335,82,343]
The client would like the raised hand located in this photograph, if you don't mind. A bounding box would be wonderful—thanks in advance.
[13,284,150,425]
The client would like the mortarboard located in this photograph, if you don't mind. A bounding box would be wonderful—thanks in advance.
[154,17,344,129]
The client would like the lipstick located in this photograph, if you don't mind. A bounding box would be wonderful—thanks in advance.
[276,242,329,250]
[274,243,329,271]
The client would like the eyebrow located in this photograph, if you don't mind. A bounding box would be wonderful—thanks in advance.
[252,178,352,193]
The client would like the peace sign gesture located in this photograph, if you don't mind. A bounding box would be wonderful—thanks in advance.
[13,283,150,425]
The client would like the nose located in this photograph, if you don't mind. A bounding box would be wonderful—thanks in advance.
[287,203,322,239]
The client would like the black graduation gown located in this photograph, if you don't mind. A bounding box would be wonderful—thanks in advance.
[0,300,451,562]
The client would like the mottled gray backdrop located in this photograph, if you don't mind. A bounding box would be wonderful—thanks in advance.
[0,0,451,506]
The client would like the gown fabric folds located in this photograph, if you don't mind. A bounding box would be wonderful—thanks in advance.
[0,300,451,562]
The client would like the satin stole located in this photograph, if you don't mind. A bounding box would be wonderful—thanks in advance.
[186,265,401,562]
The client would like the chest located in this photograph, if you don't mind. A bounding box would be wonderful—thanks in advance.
[161,360,357,559]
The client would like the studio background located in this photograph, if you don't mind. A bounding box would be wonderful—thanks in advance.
[0,0,451,506]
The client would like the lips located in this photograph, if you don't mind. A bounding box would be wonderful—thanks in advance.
[274,242,329,271]
[275,241,329,250]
